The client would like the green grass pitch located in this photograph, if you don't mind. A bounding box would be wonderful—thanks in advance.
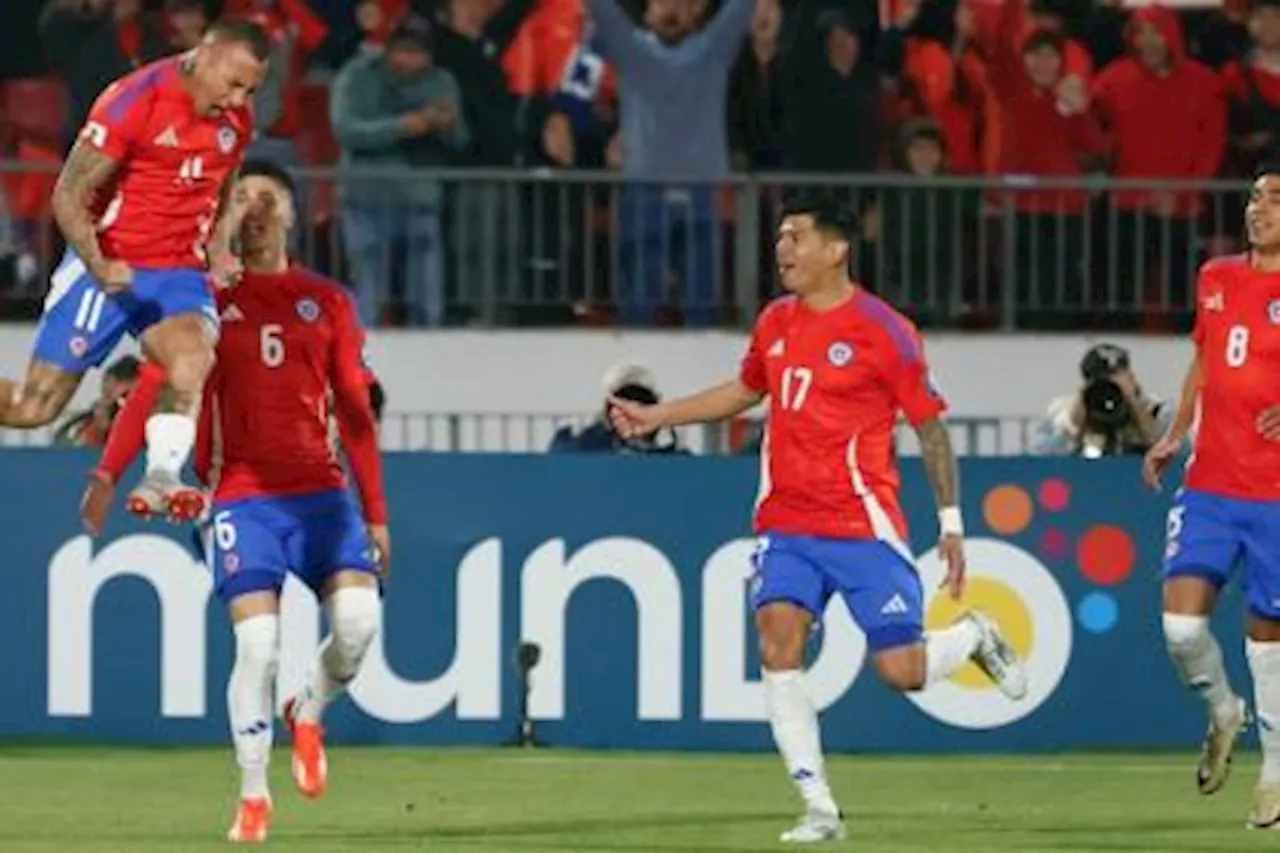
[0,747,1272,851]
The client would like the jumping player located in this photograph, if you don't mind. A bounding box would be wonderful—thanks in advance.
[80,160,390,844]
[1144,169,1280,828]
[5,19,269,518]
[609,195,1027,843]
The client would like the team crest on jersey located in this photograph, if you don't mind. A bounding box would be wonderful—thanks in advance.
[68,336,88,358]
[224,553,240,574]
[827,341,853,367]
[217,126,237,154]
[1269,299,1280,324]
[296,298,320,323]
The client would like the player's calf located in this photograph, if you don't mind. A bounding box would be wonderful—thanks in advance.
[0,362,81,429]
[284,581,382,799]
[1165,612,1246,794]
[228,613,279,810]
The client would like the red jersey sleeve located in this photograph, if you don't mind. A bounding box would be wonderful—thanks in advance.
[95,360,165,483]
[330,293,387,525]
[1192,262,1221,351]
[882,330,948,428]
[82,73,157,162]
[739,311,771,394]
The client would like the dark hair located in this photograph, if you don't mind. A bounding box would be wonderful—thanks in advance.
[205,17,271,61]
[239,158,297,203]
[1022,28,1064,57]
[368,380,385,423]
[105,354,141,383]
[779,193,857,244]
[1254,161,1280,182]
[1254,0,1280,14]
[164,0,207,14]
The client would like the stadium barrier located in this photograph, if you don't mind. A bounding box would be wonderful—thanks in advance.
[0,450,1236,752]
[0,162,1252,330]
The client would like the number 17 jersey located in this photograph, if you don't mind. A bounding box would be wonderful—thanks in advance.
[1186,254,1280,500]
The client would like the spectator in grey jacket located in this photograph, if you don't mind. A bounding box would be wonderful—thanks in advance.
[331,14,471,327]
[589,0,755,327]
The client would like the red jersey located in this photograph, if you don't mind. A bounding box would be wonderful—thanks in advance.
[739,291,947,545]
[80,57,253,270]
[1185,255,1280,501]
[95,267,386,524]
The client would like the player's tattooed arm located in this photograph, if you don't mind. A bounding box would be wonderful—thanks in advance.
[916,417,959,510]
[50,139,118,278]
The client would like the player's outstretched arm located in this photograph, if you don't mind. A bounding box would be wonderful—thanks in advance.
[51,138,121,286]
[205,172,249,287]
[610,380,763,439]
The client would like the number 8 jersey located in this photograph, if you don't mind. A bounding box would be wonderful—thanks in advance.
[739,291,948,543]
[1186,254,1280,500]
[80,56,252,269]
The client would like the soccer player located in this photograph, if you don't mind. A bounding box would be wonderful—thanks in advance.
[4,19,268,517]
[79,160,390,844]
[609,195,1027,844]
[1143,170,1280,827]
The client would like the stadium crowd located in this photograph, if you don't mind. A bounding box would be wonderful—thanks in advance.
[0,0,1273,328]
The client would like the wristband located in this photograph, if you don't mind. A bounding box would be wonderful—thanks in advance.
[939,507,964,537]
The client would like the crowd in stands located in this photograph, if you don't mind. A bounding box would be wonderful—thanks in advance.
[0,0,1274,329]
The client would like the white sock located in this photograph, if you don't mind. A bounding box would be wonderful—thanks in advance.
[228,614,279,801]
[924,618,982,687]
[1164,614,1239,727]
[1249,640,1280,787]
[763,669,839,816]
[145,412,196,475]
[294,586,381,724]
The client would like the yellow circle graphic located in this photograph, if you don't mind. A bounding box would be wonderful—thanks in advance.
[925,577,1035,689]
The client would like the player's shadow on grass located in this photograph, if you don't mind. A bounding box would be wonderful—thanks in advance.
[287,810,790,848]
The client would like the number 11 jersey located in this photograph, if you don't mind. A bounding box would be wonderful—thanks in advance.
[1186,254,1280,501]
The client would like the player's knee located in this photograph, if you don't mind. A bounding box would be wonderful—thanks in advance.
[232,615,280,679]
[1163,612,1210,657]
[165,348,214,393]
[327,586,381,680]
[758,630,805,671]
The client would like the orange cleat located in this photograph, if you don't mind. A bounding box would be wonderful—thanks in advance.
[226,797,271,843]
[166,485,208,524]
[283,698,328,799]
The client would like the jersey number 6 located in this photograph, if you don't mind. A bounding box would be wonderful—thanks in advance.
[260,324,285,368]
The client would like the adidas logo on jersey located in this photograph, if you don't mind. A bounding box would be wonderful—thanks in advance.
[153,125,179,148]
[767,338,785,357]
[879,594,909,616]
[221,304,244,322]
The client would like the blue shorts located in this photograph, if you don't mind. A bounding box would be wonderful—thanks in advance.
[1164,488,1280,620]
[204,489,379,603]
[750,533,924,651]
[32,250,218,374]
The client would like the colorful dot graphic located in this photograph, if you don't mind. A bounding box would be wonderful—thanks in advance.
[974,479,1140,635]
[1077,592,1119,634]
[982,485,1034,535]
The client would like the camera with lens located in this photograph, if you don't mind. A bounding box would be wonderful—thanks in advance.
[1076,343,1153,457]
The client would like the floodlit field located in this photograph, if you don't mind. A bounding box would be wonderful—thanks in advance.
[0,746,1269,851]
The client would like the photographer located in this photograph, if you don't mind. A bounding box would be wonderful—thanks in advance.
[1034,343,1171,457]
[548,364,689,455]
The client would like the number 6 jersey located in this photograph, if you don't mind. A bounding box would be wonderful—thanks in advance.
[1186,254,1280,500]
[739,290,948,543]
[80,56,252,269]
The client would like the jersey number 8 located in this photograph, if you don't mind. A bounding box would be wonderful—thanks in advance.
[1226,325,1249,368]
[260,324,285,368]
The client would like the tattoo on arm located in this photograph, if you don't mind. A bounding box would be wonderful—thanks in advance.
[51,140,117,273]
[916,417,959,509]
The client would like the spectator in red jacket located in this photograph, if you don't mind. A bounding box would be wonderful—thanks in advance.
[1222,0,1280,179]
[989,0,1104,324]
[1093,5,1226,318]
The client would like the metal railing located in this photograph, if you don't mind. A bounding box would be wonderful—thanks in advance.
[1,412,1044,456]
[0,163,1252,331]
